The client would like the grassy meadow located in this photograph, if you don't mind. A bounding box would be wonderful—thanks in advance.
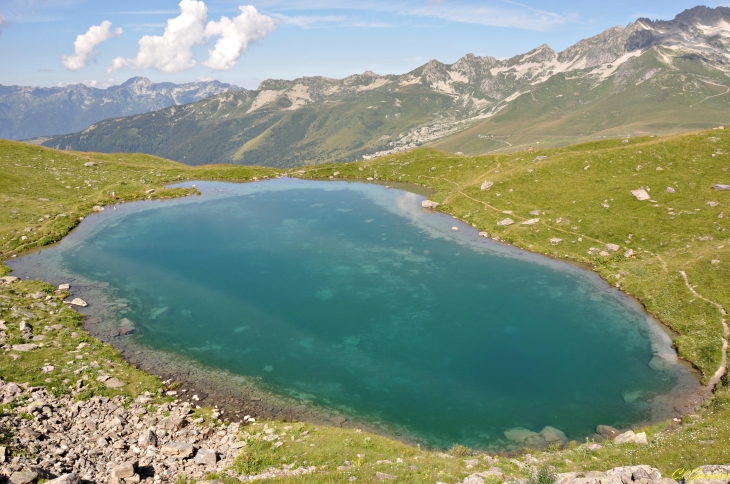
[1,132,729,481]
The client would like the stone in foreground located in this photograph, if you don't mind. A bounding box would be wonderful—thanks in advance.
[194,448,217,466]
[111,461,137,479]
[9,470,38,484]
[161,441,195,458]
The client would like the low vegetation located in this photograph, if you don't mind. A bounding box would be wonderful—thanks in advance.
[1,132,729,481]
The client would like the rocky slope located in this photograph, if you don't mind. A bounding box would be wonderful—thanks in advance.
[0,77,244,140]
[41,6,730,167]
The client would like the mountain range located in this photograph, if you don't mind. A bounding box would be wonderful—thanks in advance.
[30,6,730,166]
[0,77,244,140]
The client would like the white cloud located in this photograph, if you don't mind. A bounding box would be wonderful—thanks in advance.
[204,6,278,70]
[0,15,8,36]
[108,0,277,75]
[61,21,122,71]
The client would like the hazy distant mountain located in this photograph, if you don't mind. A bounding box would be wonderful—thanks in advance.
[44,6,730,166]
[0,77,245,140]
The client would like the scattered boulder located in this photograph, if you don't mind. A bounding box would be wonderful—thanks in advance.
[624,249,634,258]
[57,283,70,290]
[194,448,218,466]
[92,206,104,213]
[478,232,489,238]
[631,188,651,201]
[110,461,137,479]
[606,243,620,252]
[9,470,38,484]
[480,181,494,191]
[521,218,540,226]
[161,441,195,458]
[614,430,648,445]
[550,238,562,245]
[84,162,95,167]
[497,218,515,227]
[12,344,38,352]
[376,472,397,480]
[104,378,125,389]
[683,465,730,484]
[145,189,155,195]
[422,200,439,209]
[138,429,157,448]
[1,276,19,284]
[714,184,730,191]
[666,187,676,193]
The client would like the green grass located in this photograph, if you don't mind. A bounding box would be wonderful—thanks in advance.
[1,134,729,481]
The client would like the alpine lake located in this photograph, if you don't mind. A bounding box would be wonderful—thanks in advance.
[9,178,701,450]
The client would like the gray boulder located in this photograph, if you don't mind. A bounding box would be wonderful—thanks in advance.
[714,184,730,191]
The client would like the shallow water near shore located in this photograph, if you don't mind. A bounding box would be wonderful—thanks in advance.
[9,178,700,449]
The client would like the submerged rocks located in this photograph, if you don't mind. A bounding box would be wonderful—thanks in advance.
[596,425,620,439]
[503,428,541,444]
[539,426,567,442]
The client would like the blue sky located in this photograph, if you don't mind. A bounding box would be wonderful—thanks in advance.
[0,0,728,89]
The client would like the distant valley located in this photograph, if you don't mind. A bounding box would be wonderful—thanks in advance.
[21,6,730,166]
[0,77,244,140]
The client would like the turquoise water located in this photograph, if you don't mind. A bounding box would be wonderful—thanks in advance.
[12,179,697,448]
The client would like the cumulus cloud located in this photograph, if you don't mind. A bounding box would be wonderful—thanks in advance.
[62,21,122,71]
[0,15,7,36]
[108,0,276,75]
[204,6,277,70]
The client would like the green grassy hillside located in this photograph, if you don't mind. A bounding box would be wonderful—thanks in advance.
[433,49,730,155]
[42,87,455,168]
